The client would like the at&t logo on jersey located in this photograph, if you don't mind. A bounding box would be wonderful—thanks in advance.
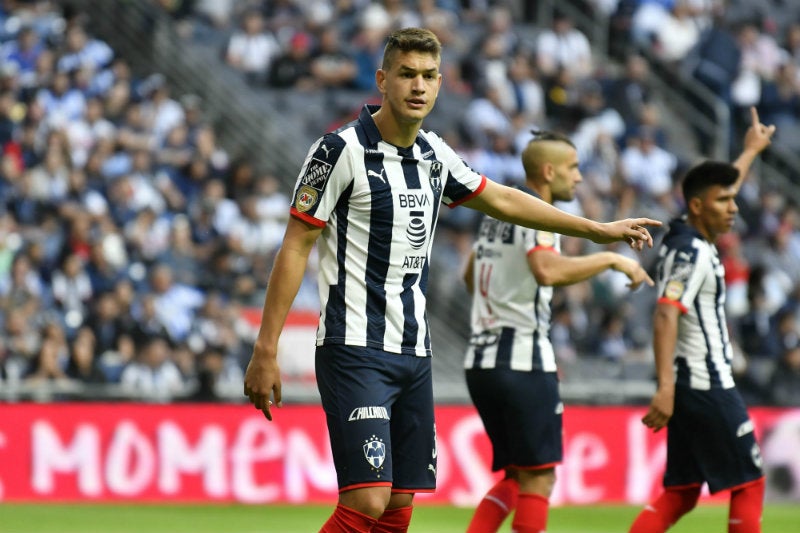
[363,435,386,472]
[406,210,427,250]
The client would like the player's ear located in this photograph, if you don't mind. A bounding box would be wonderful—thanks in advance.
[687,196,703,216]
[376,69,386,94]
[542,162,555,183]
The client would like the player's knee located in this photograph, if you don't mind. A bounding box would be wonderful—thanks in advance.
[518,467,556,498]
[339,486,392,518]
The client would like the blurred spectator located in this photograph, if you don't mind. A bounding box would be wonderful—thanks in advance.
[224,9,280,86]
[268,30,315,89]
[309,27,357,89]
[536,11,593,81]
[769,339,800,406]
[56,24,113,74]
[120,335,185,400]
[65,326,106,384]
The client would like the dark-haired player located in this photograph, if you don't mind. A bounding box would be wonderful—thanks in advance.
[629,107,775,533]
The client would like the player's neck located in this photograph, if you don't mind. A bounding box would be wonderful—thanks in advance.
[372,108,421,148]
[686,216,715,242]
[528,181,552,204]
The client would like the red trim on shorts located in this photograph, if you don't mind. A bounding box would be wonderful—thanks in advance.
[448,175,488,208]
[391,487,436,494]
[527,246,558,256]
[664,482,703,491]
[723,476,765,493]
[339,481,393,493]
[508,461,561,471]
[657,297,687,314]
[290,208,326,227]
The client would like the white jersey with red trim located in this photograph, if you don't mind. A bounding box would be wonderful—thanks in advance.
[655,216,735,390]
[464,187,560,372]
[289,104,486,357]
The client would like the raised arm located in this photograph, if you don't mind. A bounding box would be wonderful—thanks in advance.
[732,106,776,192]
[244,216,322,421]
[463,179,661,249]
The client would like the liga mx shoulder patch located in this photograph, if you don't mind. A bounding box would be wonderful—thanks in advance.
[295,185,318,212]
[535,231,555,247]
[664,280,685,300]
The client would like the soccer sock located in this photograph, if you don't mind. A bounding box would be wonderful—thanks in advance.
[466,477,520,533]
[509,493,549,533]
[628,485,701,533]
[319,503,378,533]
[372,505,414,533]
[728,477,765,533]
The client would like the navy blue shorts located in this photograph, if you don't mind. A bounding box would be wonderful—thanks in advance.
[315,345,436,493]
[466,367,562,472]
[664,386,763,493]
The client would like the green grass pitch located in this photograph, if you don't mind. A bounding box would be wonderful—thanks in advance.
[2,503,798,532]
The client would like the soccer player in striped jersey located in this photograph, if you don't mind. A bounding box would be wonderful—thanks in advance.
[463,131,653,533]
[243,28,659,533]
[629,107,775,533]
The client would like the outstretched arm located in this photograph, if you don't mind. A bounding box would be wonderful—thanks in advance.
[529,249,653,289]
[463,179,661,249]
[244,216,322,421]
[732,106,776,192]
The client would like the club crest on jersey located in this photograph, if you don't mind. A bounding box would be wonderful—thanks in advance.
[295,185,318,213]
[664,280,684,300]
[301,158,332,190]
[536,231,555,247]
[429,161,442,193]
[363,435,386,470]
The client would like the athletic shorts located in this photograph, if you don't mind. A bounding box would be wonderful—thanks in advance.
[466,367,562,472]
[315,345,436,493]
[664,385,763,493]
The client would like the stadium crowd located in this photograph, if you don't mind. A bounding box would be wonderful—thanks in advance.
[0,0,799,406]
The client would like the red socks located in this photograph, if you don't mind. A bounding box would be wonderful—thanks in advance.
[729,478,765,533]
[372,505,414,533]
[629,485,701,533]
[466,477,520,533]
[319,503,378,533]
[510,493,549,533]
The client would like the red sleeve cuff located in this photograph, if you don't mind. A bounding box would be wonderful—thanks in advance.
[448,175,487,208]
[527,246,559,256]
[290,208,326,228]
[657,297,688,314]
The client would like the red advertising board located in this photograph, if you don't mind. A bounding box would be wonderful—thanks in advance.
[1,403,798,504]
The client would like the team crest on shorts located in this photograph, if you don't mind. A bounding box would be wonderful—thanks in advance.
[363,435,386,471]
[295,186,318,212]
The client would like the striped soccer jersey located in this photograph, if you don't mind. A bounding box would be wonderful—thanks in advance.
[290,104,486,357]
[655,217,735,390]
[464,187,560,373]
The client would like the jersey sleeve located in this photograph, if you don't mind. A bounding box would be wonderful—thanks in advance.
[525,229,559,256]
[427,132,486,207]
[290,133,352,227]
[657,243,703,313]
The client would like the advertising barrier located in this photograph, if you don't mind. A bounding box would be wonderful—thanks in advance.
[1,403,798,504]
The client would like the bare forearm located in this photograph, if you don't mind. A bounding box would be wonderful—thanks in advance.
[467,185,601,240]
[538,251,619,286]
[652,308,678,389]
[253,247,310,355]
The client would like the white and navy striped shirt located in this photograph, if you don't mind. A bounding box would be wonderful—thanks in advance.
[655,217,735,390]
[290,105,486,356]
[464,187,560,373]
